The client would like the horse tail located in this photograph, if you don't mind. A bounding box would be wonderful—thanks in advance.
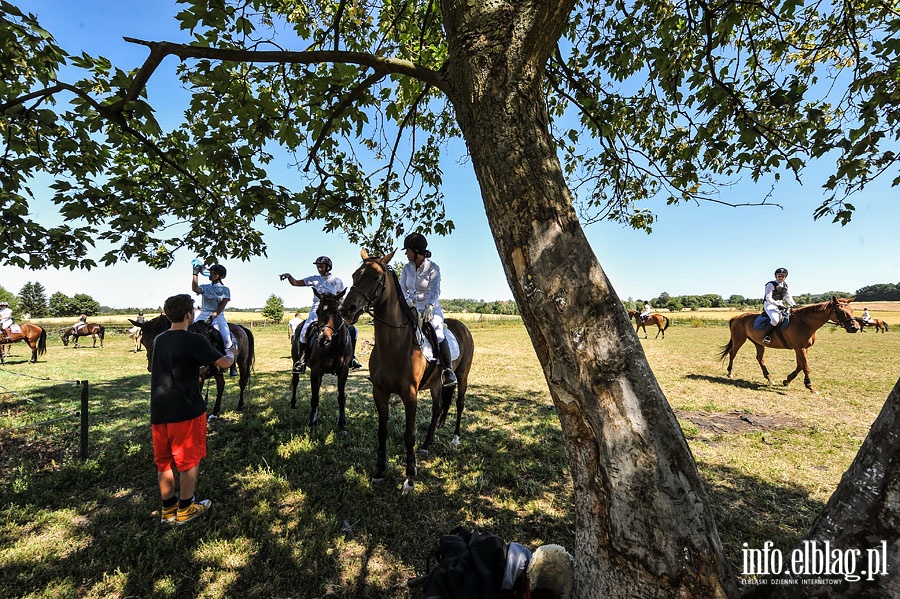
[885,322,890,332]
[663,316,670,331]
[717,339,733,361]
[37,328,47,356]
[98,325,105,340]
[439,385,454,427]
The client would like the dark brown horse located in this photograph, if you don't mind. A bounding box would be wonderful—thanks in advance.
[290,289,353,433]
[628,310,670,339]
[61,323,105,348]
[130,315,255,418]
[853,317,889,333]
[339,249,475,494]
[0,324,48,364]
[718,297,859,392]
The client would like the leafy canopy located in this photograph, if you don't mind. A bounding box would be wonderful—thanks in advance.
[2,0,897,270]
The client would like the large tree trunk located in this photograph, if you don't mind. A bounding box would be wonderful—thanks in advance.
[440,2,737,597]
[746,378,900,598]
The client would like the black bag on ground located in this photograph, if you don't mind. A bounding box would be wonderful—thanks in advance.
[415,526,521,599]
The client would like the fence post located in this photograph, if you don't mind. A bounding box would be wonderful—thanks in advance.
[79,380,89,461]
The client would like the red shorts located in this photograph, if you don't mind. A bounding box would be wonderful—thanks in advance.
[152,413,207,472]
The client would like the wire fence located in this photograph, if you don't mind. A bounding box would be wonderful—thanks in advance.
[0,367,90,460]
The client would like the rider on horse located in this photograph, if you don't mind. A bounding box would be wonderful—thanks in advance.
[401,233,457,387]
[192,263,237,376]
[0,301,12,341]
[861,308,873,324]
[638,300,652,323]
[763,267,797,344]
[280,256,362,373]
[73,314,88,333]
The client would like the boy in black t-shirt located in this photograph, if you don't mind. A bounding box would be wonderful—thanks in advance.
[151,294,234,526]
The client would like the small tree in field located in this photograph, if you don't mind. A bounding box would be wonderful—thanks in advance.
[71,294,100,316]
[17,282,47,318]
[262,294,285,324]
[49,292,77,317]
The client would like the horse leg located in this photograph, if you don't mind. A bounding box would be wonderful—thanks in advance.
[640,323,648,339]
[308,370,323,429]
[372,386,391,484]
[419,387,442,456]
[784,349,814,391]
[655,323,664,340]
[754,344,774,385]
[209,373,226,418]
[724,328,747,379]
[290,372,300,409]
[401,389,418,495]
[336,369,348,434]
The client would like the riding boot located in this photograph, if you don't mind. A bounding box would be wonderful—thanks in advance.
[294,343,307,374]
[438,339,457,387]
[229,361,238,377]
[348,325,363,370]
[762,322,776,344]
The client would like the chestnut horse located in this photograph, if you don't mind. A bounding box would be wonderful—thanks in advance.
[0,324,48,364]
[718,297,859,392]
[290,289,353,434]
[853,317,889,333]
[61,323,105,348]
[130,315,255,418]
[339,249,475,494]
[628,310,670,339]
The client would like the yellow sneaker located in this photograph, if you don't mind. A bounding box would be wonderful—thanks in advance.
[160,503,178,525]
[175,498,211,525]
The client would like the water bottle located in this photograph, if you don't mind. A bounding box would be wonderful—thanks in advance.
[191,258,210,278]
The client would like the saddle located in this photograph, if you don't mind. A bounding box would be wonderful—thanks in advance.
[416,322,460,363]
[754,309,790,331]
[191,321,226,354]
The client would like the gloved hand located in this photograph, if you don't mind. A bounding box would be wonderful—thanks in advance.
[422,304,434,323]
[406,298,415,309]
[193,263,205,275]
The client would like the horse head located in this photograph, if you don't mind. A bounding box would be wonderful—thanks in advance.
[131,314,171,371]
[340,248,396,325]
[314,288,347,348]
[830,296,860,333]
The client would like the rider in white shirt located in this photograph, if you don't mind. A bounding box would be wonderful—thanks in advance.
[861,308,873,323]
[0,301,12,340]
[280,256,362,373]
[192,263,237,375]
[639,301,652,322]
[400,233,456,387]
[762,267,797,344]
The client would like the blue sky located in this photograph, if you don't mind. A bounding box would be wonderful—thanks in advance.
[2,1,898,310]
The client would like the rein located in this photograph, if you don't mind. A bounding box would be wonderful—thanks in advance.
[355,260,415,329]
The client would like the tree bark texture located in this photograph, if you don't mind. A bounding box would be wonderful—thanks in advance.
[440,1,737,596]
[746,378,900,598]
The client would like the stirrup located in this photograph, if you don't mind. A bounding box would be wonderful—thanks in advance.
[293,360,306,374]
[441,369,457,387]
[762,335,772,344]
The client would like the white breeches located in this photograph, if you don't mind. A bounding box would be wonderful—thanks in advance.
[299,311,317,342]
[764,305,784,326]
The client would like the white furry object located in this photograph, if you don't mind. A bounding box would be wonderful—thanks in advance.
[527,544,575,599]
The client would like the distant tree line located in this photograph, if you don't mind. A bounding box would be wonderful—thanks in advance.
[628,286,888,312]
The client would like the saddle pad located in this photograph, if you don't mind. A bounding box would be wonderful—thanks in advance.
[7,324,21,334]
[753,312,790,331]
[418,326,460,363]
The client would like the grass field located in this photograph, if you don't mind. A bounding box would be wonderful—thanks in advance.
[1,314,898,597]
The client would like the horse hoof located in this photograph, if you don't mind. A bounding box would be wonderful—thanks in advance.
[450,435,461,448]
[207,414,219,422]
[417,447,429,456]
[402,480,415,495]
[782,380,790,387]
[371,477,385,487]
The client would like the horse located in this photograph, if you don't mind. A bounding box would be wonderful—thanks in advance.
[340,249,475,494]
[853,317,889,333]
[628,310,670,339]
[128,325,144,351]
[130,315,256,418]
[61,323,105,348]
[718,296,859,392]
[0,324,48,364]
[290,289,353,433]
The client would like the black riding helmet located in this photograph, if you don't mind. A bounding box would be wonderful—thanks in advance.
[209,264,227,278]
[403,233,431,258]
[774,267,788,276]
[313,256,333,272]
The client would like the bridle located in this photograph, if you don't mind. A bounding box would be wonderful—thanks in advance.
[830,301,858,330]
[316,299,347,343]
[348,259,414,329]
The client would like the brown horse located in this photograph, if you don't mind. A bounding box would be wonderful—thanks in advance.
[854,317,889,333]
[130,315,255,418]
[0,324,48,364]
[339,249,475,494]
[128,325,143,351]
[718,297,859,392]
[61,323,105,348]
[628,310,670,339]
